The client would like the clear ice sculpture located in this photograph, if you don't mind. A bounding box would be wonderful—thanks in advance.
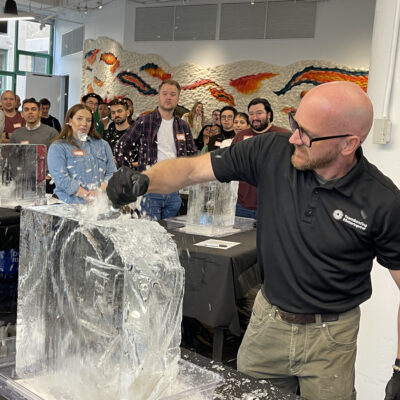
[15,204,184,400]
[0,144,47,207]
[184,181,239,236]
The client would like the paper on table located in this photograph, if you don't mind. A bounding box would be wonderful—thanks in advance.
[194,239,240,250]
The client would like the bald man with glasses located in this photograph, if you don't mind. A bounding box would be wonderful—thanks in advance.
[106,81,400,400]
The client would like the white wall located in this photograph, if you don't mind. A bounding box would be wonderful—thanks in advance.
[53,17,84,108]
[123,0,375,68]
[356,0,400,398]
[53,0,127,108]
[84,0,127,45]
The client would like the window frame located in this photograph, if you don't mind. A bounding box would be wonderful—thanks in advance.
[0,20,54,94]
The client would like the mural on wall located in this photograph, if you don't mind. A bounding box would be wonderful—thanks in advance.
[82,36,369,129]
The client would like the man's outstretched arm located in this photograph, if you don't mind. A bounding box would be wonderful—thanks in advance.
[144,152,215,194]
[106,153,215,207]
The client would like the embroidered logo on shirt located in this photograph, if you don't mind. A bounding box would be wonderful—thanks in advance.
[333,209,344,220]
[72,150,85,156]
[333,209,367,231]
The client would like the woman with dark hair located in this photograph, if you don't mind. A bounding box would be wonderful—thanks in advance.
[47,104,116,204]
[219,112,251,148]
[182,101,204,140]
[233,112,250,136]
[200,124,221,154]
[195,123,212,151]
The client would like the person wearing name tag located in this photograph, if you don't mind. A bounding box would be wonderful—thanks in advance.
[47,104,116,204]
[207,106,237,152]
[115,79,196,219]
[1,90,25,143]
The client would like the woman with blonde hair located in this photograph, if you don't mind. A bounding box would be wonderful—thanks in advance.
[47,104,116,204]
[182,101,204,142]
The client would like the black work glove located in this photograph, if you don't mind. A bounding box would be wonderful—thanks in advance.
[106,166,149,208]
[385,370,400,399]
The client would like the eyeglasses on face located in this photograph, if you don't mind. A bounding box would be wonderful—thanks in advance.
[221,115,233,120]
[288,112,352,148]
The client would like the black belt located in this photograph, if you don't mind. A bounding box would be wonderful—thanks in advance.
[260,286,340,325]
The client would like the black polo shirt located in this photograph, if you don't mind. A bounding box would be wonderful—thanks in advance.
[211,132,400,314]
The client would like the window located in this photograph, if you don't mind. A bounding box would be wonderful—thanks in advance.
[0,21,53,93]
[0,21,8,35]
[0,50,7,70]
[17,21,51,53]
[0,50,8,95]
[18,53,50,74]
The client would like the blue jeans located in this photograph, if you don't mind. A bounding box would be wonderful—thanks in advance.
[140,192,182,220]
[235,202,256,219]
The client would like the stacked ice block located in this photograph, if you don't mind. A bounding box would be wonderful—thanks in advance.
[16,204,185,400]
[0,144,46,207]
[185,181,239,236]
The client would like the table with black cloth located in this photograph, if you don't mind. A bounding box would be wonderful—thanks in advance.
[0,208,20,323]
[160,219,261,361]
[0,208,20,253]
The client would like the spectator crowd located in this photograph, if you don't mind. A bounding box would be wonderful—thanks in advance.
[0,81,287,218]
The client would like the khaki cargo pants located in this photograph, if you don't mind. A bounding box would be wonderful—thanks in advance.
[237,290,359,400]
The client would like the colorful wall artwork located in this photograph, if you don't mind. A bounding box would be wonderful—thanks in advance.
[82,36,369,129]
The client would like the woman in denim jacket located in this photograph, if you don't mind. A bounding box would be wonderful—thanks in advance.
[48,104,116,204]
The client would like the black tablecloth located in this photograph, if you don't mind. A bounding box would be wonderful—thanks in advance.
[161,221,261,336]
[0,208,20,320]
[0,208,20,251]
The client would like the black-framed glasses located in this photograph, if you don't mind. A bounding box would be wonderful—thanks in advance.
[288,112,352,148]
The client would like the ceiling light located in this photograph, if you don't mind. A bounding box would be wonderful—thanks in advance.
[4,0,17,14]
[0,0,35,21]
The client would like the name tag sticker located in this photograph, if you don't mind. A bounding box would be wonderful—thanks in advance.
[176,134,185,141]
[13,123,22,129]
[20,140,29,144]
[243,135,253,140]
[214,141,222,147]
[72,150,85,157]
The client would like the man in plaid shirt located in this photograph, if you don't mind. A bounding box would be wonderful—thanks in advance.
[115,79,196,219]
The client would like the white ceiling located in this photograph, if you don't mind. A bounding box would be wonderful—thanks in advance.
[0,0,116,19]
[0,0,327,22]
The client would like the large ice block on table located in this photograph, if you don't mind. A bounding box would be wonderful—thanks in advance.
[0,144,46,207]
[16,204,184,400]
[185,181,239,236]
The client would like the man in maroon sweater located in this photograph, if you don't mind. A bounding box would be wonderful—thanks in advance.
[1,91,25,143]
[233,98,290,219]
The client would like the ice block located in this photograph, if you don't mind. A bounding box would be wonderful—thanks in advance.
[185,181,239,236]
[16,204,184,400]
[0,144,46,207]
